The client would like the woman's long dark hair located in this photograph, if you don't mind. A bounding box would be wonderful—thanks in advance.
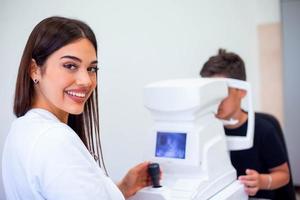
[14,16,106,171]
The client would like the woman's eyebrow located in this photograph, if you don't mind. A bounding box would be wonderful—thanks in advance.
[61,55,82,62]
[91,60,98,65]
[60,55,98,64]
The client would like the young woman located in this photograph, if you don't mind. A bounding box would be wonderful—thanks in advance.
[2,16,150,200]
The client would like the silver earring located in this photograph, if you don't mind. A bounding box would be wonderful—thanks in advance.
[33,79,39,84]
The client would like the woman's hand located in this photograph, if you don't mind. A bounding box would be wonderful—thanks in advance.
[117,161,151,198]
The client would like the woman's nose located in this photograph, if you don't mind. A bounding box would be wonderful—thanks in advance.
[76,69,92,86]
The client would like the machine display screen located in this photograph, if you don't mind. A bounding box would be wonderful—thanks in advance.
[155,132,187,159]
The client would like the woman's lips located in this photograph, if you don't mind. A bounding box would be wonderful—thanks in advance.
[65,90,88,103]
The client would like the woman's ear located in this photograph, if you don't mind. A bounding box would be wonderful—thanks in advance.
[30,59,41,84]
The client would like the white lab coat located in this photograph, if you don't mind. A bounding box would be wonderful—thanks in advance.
[2,108,125,200]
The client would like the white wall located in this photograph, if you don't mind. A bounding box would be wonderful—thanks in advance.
[255,0,281,24]
[0,0,280,199]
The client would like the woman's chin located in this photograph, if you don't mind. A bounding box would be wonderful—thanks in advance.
[67,107,85,115]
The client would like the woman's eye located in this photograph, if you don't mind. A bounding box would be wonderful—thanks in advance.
[63,63,78,70]
[88,66,99,73]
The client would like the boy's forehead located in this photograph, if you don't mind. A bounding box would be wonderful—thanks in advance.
[211,74,227,78]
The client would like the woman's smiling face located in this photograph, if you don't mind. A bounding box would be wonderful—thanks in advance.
[31,38,98,122]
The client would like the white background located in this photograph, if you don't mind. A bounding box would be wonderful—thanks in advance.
[0,0,280,199]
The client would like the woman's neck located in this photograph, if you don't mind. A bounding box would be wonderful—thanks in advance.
[31,104,69,123]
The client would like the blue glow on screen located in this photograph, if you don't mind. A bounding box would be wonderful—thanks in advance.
[155,132,187,159]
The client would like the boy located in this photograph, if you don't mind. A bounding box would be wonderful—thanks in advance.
[200,49,290,199]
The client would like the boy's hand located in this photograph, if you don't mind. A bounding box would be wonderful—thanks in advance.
[238,169,261,196]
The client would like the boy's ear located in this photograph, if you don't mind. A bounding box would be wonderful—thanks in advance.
[29,59,41,81]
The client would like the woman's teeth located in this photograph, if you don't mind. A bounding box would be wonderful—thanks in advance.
[66,91,86,98]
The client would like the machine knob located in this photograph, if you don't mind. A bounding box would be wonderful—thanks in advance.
[148,163,161,188]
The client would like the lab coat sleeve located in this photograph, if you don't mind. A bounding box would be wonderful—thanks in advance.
[29,124,124,200]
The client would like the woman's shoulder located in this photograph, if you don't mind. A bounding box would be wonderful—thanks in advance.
[12,109,69,133]
[4,109,79,173]
[8,108,76,151]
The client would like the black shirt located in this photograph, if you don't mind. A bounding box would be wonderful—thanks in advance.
[225,113,287,199]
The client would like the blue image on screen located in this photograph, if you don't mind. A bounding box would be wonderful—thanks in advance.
[155,132,187,159]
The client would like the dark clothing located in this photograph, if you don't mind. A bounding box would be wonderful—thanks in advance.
[225,113,287,199]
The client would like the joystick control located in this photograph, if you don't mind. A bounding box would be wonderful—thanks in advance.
[148,163,161,188]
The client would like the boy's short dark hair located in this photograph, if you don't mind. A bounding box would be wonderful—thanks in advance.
[200,48,246,81]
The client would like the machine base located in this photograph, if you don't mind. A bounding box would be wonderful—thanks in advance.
[129,180,247,200]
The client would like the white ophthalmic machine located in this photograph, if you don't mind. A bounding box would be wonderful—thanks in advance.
[129,78,254,200]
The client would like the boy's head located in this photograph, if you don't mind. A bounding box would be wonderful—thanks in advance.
[200,49,247,121]
[200,48,246,81]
